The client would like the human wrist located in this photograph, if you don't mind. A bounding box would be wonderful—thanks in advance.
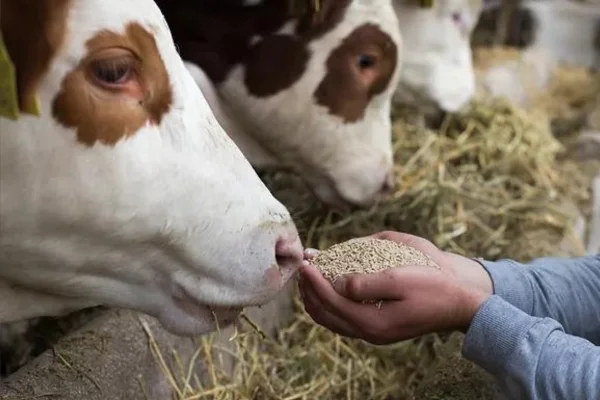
[443,252,493,295]
[456,287,489,333]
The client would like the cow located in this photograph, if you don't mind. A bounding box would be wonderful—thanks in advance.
[473,0,600,108]
[155,0,403,210]
[391,0,485,114]
[0,0,305,338]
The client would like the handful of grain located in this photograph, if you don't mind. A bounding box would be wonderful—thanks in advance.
[309,238,440,284]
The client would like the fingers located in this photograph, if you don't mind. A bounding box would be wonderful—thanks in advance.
[299,278,362,339]
[334,270,404,302]
[300,265,381,328]
[299,265,449,345]
[304,248,320,260]
[301,279,411,345]
[335,267,440,302]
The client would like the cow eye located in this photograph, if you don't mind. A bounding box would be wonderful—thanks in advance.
[91,56,135,86]
[358,54,377,69]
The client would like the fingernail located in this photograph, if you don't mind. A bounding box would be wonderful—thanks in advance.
[304,248,320,259]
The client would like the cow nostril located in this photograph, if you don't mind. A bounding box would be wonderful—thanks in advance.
[275,237,304,271]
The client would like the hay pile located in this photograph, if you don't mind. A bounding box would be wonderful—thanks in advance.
[472,45,600,139]
[147,295,443,400]
[309,238,440,284]
[532,65,599,122]
[145,89,597,399]
[271,97,592,261]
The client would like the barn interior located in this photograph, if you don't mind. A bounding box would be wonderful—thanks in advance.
[1,0,599,399]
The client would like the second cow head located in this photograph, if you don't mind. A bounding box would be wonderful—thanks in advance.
[157,0,403,209]
[393,0,484,114]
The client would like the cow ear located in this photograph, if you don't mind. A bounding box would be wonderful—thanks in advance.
[0,0,44,117]
[295,0,351,39]
[0,0,69,118]
[244,33,310,98]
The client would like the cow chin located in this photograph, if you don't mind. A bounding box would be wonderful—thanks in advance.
[154,256,300,336]
[157,277,292,337]
[157,301,243,337]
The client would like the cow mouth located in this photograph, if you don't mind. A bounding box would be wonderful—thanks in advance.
[206,305,245,328]
[170,262,300,331]
[173,292,244,328]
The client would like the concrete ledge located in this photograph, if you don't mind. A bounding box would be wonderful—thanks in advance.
[0,285,296,399]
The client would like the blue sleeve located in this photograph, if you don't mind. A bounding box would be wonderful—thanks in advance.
[463,296,600,400]
[479,254,600,343]
[460,254,600,399]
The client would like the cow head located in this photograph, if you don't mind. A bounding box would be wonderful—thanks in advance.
[158,0,403,209]
[0,0,303,336]
[392,0,483,113]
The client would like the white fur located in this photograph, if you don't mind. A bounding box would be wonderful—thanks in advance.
[187,1,403,208]
[392,0,483,113]
[0,0,302,337]
[185,62,280,168]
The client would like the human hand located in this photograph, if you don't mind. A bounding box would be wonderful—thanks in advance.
[298,231,493,345]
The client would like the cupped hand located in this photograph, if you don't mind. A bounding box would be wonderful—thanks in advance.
[298,231,493,345]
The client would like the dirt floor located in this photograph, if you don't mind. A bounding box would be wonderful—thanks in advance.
[411,334,498,400]
[0,287,295,399]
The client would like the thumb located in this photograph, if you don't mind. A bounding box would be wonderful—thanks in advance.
[333,268,414,302]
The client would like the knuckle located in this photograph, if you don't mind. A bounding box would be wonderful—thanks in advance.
[375,231,398,240]
[382,268,403,284]
[401,235,426,249]
[345,277,364,298]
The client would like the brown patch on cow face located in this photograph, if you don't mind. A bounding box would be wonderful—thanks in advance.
[0,0,72,114]
[244,35,310,97]
[52,23,173,146]
[154,0,351,91]
[314,24,398,123]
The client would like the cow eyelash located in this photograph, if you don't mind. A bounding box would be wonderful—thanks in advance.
[91,56,136,85]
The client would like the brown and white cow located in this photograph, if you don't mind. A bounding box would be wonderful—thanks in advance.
[0,0,304,337]
[155,0,403,209]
